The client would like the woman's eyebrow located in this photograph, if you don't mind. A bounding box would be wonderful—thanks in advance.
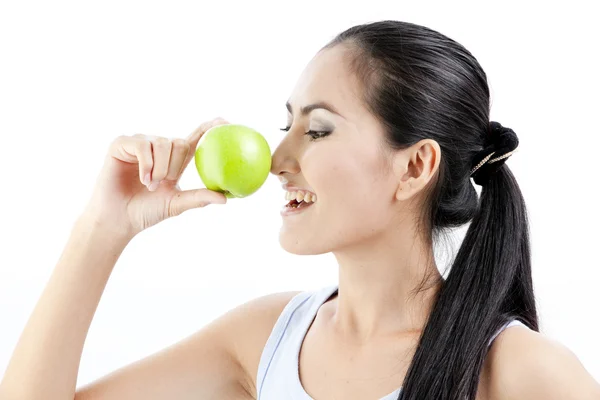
[286,100,346,119]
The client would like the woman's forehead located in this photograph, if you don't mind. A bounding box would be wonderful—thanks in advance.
[287,46,365,120]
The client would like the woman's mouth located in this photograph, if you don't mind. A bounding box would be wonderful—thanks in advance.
[280,190,317,216]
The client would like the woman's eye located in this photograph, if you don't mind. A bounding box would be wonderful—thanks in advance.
[305,130,331,141]
[279,126,331,141]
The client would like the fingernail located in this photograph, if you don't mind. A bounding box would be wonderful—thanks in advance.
[143,173,151,186]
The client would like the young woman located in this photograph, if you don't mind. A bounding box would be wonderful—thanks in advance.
[1,20,598,400]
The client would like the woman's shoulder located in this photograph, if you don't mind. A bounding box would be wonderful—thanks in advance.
[482,323,600,400]
[226,289,305,396]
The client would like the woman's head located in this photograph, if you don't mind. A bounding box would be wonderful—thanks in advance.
[271,20,538,400]
[271,20,488,256]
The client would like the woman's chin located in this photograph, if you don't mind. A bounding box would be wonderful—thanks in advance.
[278,233,330,256]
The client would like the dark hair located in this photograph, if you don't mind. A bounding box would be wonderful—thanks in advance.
[323,20,538,400]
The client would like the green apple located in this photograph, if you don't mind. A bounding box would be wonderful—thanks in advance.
[194,123,272,198]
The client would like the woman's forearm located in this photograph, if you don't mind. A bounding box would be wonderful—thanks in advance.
[0,215,132,400]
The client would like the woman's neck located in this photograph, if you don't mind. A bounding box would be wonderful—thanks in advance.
[330,229,442,343]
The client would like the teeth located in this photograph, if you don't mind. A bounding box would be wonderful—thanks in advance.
[284,190,316,203]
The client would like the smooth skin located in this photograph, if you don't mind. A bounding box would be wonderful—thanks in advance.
[2,45,600,400]
[0,117,292,399]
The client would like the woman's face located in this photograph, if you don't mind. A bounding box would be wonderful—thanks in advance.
[271,45,403,255]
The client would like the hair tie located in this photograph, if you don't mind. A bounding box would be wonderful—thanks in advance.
[470,121,519,186]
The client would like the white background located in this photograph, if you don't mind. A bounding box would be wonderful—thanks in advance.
[1,0,598,388]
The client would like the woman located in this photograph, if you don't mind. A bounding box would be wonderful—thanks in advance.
[1,20,598,400]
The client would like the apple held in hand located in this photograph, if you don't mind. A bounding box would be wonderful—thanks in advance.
[194,124,272,198]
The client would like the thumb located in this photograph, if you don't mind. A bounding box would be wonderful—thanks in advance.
[169,188,227,216]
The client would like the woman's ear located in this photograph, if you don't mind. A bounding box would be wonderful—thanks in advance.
[392,139,441,201]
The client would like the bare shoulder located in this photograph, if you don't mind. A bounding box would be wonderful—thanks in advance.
[220,290,303,397]
[484,324,600,400]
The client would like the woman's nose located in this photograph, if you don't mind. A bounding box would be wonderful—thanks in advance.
[270,140,301,177]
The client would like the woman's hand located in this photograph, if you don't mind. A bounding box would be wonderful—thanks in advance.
[82,117,230,239]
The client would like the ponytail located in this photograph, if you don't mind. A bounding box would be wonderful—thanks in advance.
[399,165,538,399]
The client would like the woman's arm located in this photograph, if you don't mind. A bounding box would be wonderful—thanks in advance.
[0,215,131,399]
[0,213,300,400]
[74,289,301,400]
[0,119,265,400]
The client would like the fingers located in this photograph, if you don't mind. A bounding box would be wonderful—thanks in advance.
[186,117,230,145]
[138,136,190,190]
[110,135,154,186]
[110,117,229,191]
[169,188,228,216]
[168,139,190,180]
[136,139,153,186]
[183,117,230,167]
[148,137,172,190]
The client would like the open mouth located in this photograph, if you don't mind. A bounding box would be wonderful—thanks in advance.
[282,190,317,214]
[286,198,313,209]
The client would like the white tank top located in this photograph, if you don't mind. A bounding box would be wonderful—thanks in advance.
[256,284,527,400]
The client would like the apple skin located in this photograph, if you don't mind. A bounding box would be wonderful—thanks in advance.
[194,124,272,198]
